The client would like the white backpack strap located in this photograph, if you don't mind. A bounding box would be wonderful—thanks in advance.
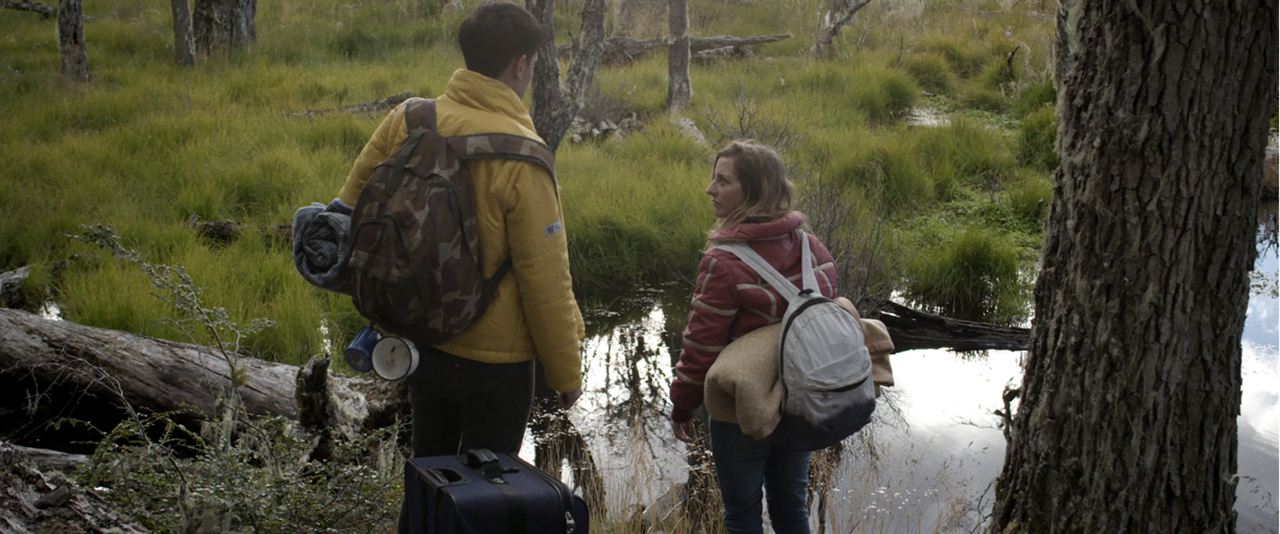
[797,230,819,294]
[714,241,803,304]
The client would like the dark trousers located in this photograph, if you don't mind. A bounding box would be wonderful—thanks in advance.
[708,419,812,534]
[398,346,535,533]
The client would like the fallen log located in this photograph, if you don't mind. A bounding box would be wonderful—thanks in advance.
[0,443,151,533]
[868,300,1030,352]
[564,33,792,65]
[0,308,405,440]
[4,443,88,472]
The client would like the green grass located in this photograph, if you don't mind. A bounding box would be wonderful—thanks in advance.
[1,0,1055,368]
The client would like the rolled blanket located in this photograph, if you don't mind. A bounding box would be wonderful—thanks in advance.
[292,198,354,294]
[704,297,895,440]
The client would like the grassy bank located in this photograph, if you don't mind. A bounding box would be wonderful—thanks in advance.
[1,0,1054,363]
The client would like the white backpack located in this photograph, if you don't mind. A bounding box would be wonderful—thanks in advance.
[715,230,876,450]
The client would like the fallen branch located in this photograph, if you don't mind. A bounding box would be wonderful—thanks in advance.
[287,92,415,119]
[2,0,53,17]
[1,1,94,21]
[0,443,150,533]
[564,33,792,65]
[868,300,1030,352]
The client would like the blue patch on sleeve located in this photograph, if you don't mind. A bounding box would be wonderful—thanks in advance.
[545,220,563,236]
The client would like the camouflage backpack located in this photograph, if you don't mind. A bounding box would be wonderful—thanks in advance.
[346,97,555,347]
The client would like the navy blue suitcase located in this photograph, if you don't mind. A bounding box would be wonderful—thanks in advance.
[405,449,589,534]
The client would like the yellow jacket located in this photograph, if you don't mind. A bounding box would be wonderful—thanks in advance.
[337,69,584,392]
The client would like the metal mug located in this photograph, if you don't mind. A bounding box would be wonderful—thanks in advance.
[344,325,380,373]
[372,335,420,381]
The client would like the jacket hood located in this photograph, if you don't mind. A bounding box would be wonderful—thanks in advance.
[443,69,540,139]
[709,211,806,243]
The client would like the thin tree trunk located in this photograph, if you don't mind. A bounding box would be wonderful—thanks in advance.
[811,0,871,58]
[193,0,254,58]
[665,0,690,112]
[526,0,606,153]
[56,0,89,83]
[171,0,196,66]
[989,1,1277,532]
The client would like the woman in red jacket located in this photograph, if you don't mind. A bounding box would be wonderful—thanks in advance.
[671,140,838,534]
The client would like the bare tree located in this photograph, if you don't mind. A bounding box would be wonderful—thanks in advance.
[811,0,872,58]
[666,0,691,112]
[989,1,1277,532]
[172,0,196,66]
[526,0,607,152]
[56,0,89,83]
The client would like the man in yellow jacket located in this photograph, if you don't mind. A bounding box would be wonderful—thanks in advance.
[337,3,584,465]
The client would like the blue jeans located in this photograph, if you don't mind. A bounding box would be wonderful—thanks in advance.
[708,419,812,534]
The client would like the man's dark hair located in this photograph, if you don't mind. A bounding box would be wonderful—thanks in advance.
[458,2,545,79]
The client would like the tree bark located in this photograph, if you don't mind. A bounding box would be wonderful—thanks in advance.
[171,0,196,66]
[526,0,606,153]
[0,309,405,440]
[56,0,90,83]
[811,0,872,58]
[989,1,1277,532]
[192,0,255,58]
[665,0,690,112]
[0,444,151,533]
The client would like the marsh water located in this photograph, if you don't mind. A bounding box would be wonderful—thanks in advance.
[519,242,1280,532]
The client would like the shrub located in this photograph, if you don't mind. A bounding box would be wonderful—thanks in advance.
[1017,105,1058,171]
[910,118,1016,198]
[916,36,990,78]
[958,84,1007,113]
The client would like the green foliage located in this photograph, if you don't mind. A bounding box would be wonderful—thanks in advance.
[909,118,1016,198]
[1003,170,1054,228]
[958,84,1007,113]
[1010,80,1056,118]
[903,53,957,95]
[78,404,402,533]
[1017,105,1058,171]
[830,137,933,213]
[904,225,1027,323]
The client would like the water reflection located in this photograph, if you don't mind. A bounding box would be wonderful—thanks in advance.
[524,245,1278,531]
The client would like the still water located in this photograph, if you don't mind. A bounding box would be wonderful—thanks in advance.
[521,248,1280,532]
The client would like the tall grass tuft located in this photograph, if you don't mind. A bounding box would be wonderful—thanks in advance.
[904,225,1026,323]
[1017,105,1058,171]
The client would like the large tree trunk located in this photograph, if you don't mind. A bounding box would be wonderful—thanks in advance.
[526,0,606,153]
[171,0,196,66]
[192,0,255,58]
[989,1,1277,532]
[811,0,871,58]
[56,0,89,83]
[665,0,690,112]
[0,309,405,440]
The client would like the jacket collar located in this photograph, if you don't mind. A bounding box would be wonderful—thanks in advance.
[709,211,806,243]
[443,69,538,134]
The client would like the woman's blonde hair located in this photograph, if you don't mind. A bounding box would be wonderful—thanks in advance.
[712,140,794,231]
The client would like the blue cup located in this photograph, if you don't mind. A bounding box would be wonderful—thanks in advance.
[344,325,380,373]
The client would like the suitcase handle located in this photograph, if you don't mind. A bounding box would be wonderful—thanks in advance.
[463,448,505,482]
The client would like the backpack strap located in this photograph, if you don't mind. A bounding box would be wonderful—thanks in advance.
[714,230,819,305]
[446,134,557,179]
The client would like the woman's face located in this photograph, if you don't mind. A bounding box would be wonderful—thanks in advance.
[707,157,745,219]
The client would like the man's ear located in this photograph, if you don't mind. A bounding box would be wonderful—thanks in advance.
[515,54,532,81]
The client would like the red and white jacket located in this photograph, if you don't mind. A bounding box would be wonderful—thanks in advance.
[670,211,839,423]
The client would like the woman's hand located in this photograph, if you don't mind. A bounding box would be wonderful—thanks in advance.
[671,418,694,443]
